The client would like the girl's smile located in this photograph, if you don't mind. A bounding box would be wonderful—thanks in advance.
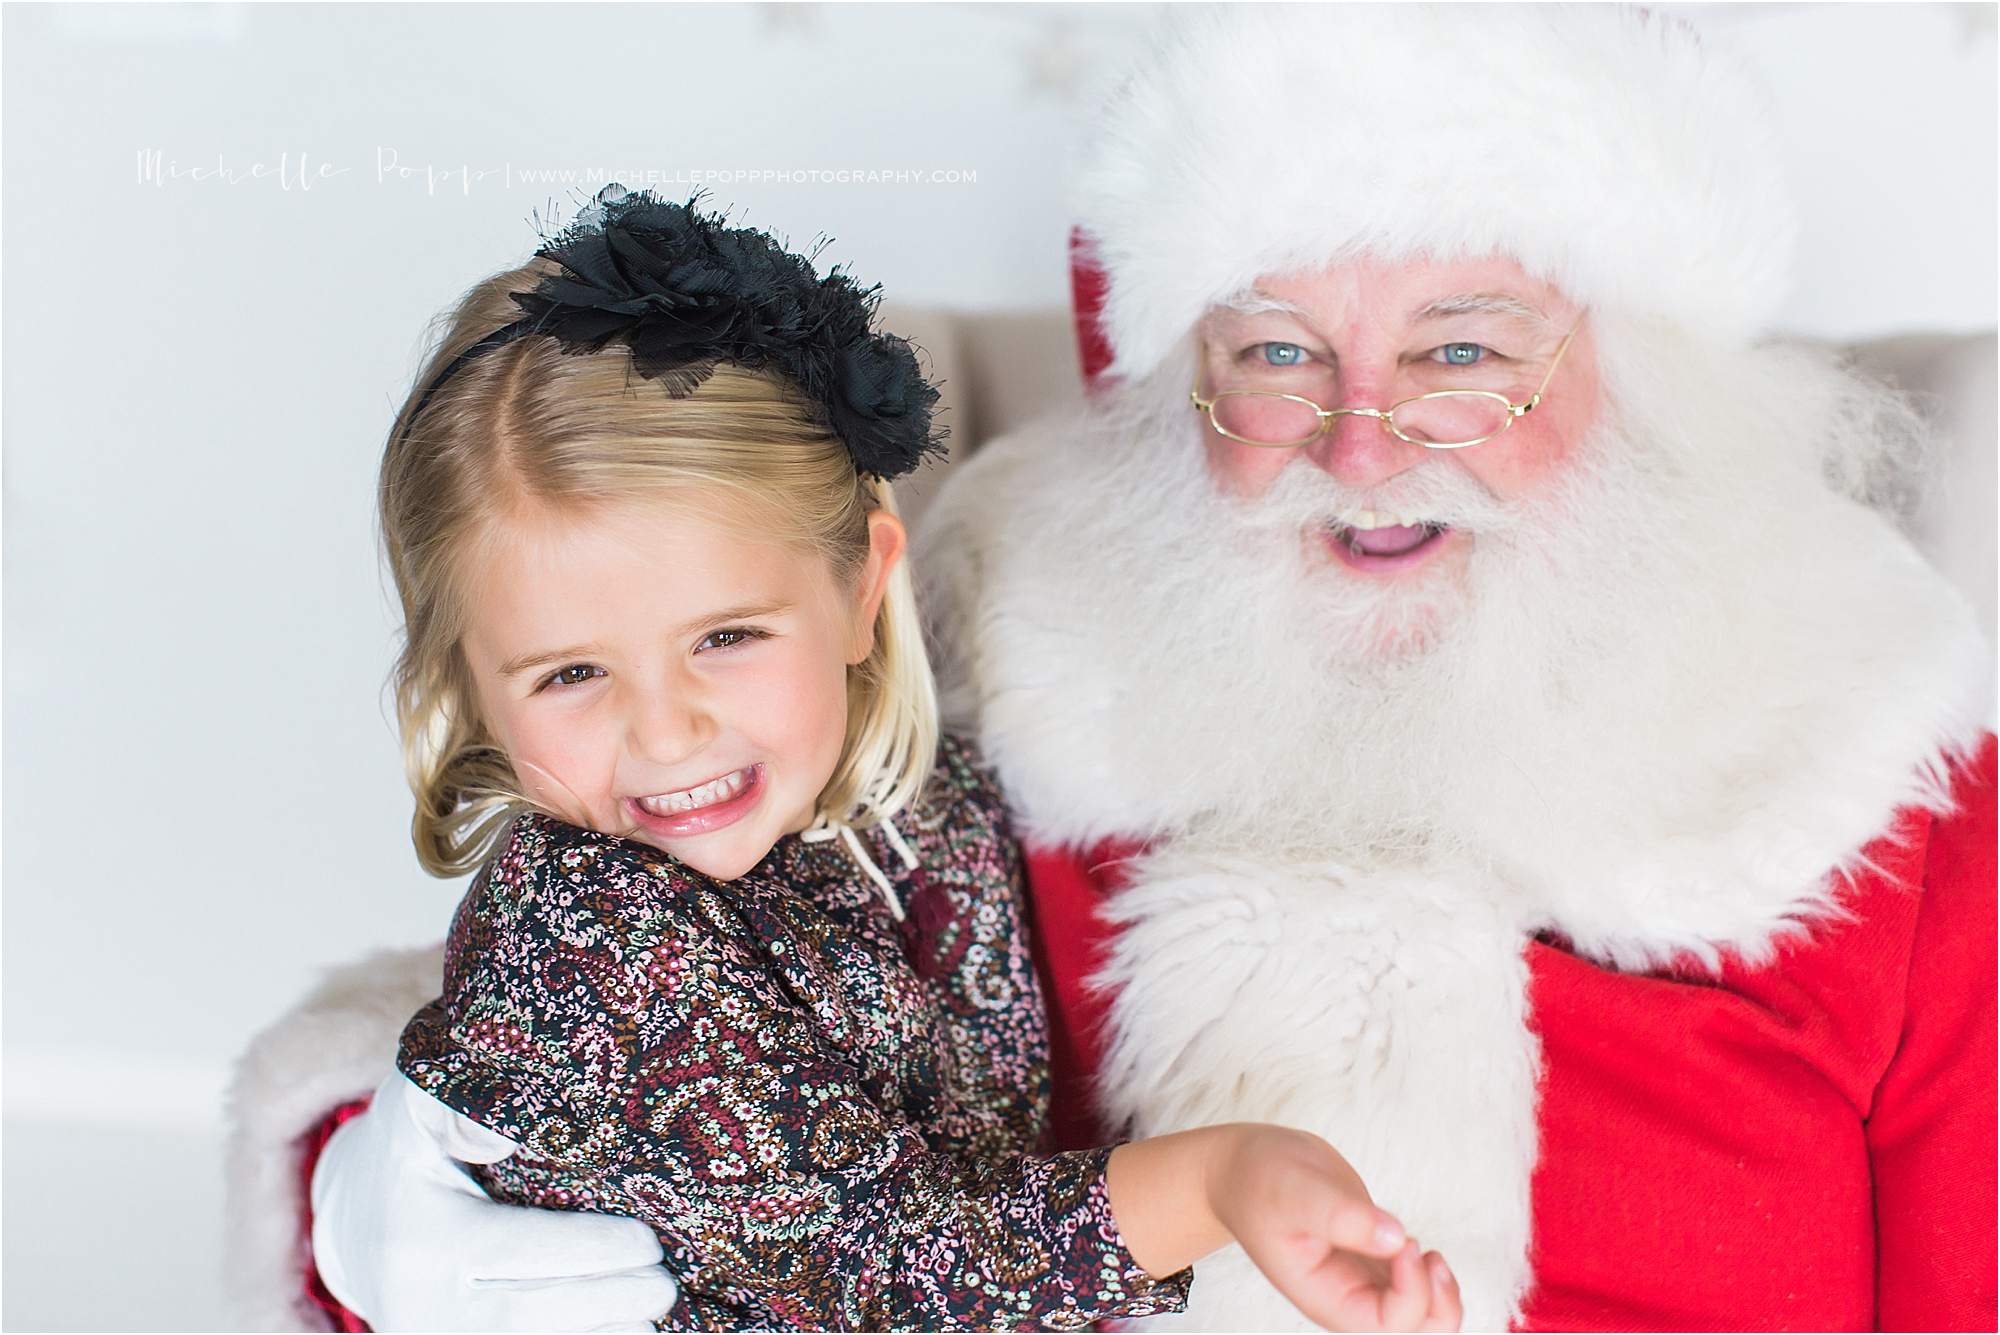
[625,763,766,838]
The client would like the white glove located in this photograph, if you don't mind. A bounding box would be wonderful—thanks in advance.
[311,1070,680,1332]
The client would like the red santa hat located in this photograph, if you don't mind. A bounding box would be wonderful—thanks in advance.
[1072,4,1800,381]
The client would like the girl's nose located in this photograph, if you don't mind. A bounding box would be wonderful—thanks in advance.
[624,687,716,768]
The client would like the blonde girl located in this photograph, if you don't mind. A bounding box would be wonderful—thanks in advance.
[334,186,1458,1332]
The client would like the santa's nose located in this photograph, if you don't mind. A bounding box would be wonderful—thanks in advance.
[1303,407,1421,491]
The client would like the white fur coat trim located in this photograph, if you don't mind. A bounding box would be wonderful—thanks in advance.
[1074,4,1798,380]
[1094,849,1539,1331]
[223,944,442,1332]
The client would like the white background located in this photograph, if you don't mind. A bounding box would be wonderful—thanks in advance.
[3,3,1995,1330]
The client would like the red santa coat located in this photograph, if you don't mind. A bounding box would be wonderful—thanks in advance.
[1006,241,1996,1326]
[1020,738,1996,1332]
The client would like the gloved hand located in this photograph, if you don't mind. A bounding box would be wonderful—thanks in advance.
[311,1070,679,1332]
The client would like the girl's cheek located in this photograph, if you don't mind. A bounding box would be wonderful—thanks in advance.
[739,642,851,762]
[509,714,613,823]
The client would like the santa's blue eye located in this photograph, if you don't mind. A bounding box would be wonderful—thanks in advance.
[1434,342,1488,366]
[1260,342,1309,367]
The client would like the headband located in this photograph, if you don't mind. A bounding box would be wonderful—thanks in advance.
[397,185,946,481]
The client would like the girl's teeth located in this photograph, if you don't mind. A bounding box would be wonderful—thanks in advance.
[639,767,750,816]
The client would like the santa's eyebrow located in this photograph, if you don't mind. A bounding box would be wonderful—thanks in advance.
[1213,290,1550,328]
[1409,292,1550,325]
[1215,291,1313,319]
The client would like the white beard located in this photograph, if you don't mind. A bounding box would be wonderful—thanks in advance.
[915,317,1989,1328]
[923,317,1989,968]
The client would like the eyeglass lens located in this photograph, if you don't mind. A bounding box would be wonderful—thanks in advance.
[1209,392,1511,448]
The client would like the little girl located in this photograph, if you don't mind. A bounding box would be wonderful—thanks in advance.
[377,185,1460,1332]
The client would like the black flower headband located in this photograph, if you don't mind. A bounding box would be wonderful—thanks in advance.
[397,185,947,481]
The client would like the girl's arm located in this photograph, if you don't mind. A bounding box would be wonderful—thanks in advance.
[1108,1124,1461,1332]
[398,820,1182,1330]
[404,816,1456,1331]
[402,1001,1186,1330]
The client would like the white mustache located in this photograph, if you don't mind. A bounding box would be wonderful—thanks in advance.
[1231,456,1528,539]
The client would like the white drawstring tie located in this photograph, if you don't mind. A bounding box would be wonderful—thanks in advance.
[800,814,920,921]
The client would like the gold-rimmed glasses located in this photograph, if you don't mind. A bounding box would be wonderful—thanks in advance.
[1190,320,1582,450]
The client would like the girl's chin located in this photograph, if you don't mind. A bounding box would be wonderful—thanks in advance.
[659,841,766,881]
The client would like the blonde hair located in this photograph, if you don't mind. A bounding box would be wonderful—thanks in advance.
[380,256,938,877]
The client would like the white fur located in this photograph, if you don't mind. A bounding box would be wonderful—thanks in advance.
[922,342,1989,969]
[1093,848,1539,1331]
[223,945,442,1331]
[916,322,1989,1324]
[1074,4,1799,380]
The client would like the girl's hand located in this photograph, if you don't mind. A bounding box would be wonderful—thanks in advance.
[1206,1125,1462,1332]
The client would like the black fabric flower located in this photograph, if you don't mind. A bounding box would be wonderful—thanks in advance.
[495,185,946,480]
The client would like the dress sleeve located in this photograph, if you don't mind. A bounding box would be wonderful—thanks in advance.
[398,820,1190,1332]
[1866,736,1997,1333]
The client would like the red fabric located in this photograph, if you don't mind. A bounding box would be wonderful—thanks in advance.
[1021,739,1998,1331]
[1068,229,1115,385]
[1021,837,1149,1152]
[1867,737,1999,1333]
[299,1097,374,1333]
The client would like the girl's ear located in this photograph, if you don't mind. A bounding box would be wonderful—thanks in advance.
[846,509,907,665]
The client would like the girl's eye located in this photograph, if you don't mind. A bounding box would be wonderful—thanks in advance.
[697,627,767,654]
[1431,342,1490,367]
[1258,341,1310,367]
[541,664,605,691]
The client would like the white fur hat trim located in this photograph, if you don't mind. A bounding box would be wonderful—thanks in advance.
[1074,3,1799,378]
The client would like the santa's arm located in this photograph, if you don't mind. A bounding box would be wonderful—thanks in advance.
[1865,736,1997,1332]
[223,945,677,1332]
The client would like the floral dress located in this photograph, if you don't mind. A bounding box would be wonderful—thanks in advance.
[397,733,1192,1331]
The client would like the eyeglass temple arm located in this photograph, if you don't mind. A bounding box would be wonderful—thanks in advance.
[1521,324,1581,413]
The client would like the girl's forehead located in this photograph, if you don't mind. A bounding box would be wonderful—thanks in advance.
[461,493,833,641]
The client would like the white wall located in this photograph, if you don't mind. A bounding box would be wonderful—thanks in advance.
[3,3,1993,1330]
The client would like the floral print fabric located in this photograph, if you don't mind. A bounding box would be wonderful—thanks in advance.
[397,734,1191,1330]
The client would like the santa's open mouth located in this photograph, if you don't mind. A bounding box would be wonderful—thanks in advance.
[1323,512,1452,571]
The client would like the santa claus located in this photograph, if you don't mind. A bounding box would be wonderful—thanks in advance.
[228,6,1996,1331]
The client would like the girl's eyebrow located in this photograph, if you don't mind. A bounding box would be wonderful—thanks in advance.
[496,602,794,679]
[675,600,792,637]
[499,642,607,679]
